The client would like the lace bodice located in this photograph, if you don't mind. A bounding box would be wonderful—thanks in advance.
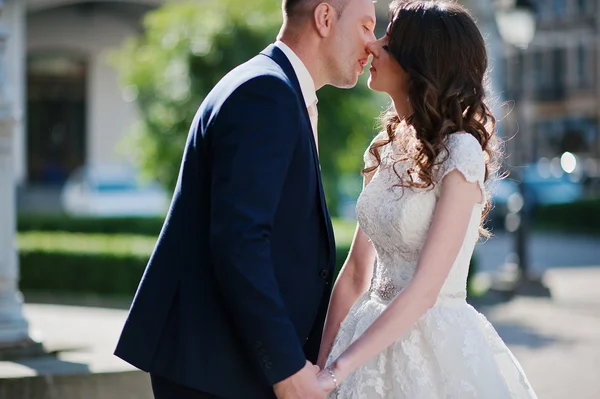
[357,131,486,304]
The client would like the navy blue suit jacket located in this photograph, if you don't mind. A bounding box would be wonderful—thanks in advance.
[115,45,336,398]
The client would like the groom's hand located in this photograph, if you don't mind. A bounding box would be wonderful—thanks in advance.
[273,360,325,399]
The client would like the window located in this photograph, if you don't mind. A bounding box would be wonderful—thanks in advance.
[534,50,548,91]
[27,52,87,184]
[553,0,566,17]
[552,48,565,92]
[509,52,525,99]
[577,43,589,88]
[538,0,553,21]
[499,56,511,97]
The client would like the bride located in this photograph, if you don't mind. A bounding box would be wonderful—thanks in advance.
[315,1,538,398]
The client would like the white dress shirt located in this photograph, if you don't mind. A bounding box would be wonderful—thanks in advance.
[274,41,319,152]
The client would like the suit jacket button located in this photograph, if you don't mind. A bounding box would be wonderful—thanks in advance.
[319,269,330,279]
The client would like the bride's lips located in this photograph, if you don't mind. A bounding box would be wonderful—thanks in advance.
[370,63,376,72]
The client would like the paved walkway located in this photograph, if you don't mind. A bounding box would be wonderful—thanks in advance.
[479,267,600,399]
[475,231,600,273]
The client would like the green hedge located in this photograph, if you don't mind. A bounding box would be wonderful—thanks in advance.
[20,251,147,296]
[17,231,353,295]
[19,239,478,298]
[17,215,359,240]
[534,198,600,234]
[18,232,156,296]
[18,239,351,297]
[15,216,485,297]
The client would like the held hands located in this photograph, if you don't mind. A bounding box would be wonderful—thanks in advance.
[316,368,337,394]
[273,360,326,399]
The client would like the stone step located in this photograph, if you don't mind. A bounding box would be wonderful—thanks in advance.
[0,304,152,399]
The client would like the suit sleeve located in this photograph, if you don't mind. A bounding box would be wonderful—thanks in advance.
[208,76,307,385]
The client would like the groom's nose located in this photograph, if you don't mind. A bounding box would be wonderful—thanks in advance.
[367,30,376,43]
[366,40,377,56]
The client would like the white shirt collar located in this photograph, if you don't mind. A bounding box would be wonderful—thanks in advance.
[274,41,318,109]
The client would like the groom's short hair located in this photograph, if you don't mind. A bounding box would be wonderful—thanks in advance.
[283,0,350,20]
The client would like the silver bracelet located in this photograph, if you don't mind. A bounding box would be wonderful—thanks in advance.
[325,366,340,397]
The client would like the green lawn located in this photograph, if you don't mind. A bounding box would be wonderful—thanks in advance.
[17,217,357,256]
[18,232,156,257]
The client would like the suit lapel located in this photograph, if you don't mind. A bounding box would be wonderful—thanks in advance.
[260,45,336,269]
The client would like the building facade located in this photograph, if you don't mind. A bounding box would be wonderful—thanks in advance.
[4,0,163,196]
[502,0,600,169]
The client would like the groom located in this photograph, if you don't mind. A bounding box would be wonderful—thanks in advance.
[115,0,376,398]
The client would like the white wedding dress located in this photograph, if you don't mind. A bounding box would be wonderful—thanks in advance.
[326,132,538,399]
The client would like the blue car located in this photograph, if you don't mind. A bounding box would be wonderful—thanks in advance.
[488,162,583,228]
[520,163,583,205]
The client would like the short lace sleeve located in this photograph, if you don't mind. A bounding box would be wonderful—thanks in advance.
[436,133,486,196]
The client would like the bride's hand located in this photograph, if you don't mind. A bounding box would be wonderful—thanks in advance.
[316,369,337,394]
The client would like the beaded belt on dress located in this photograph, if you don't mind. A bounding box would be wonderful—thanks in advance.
[370,278,467,302]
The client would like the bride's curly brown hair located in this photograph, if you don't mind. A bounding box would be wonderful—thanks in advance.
[363,0,501,234]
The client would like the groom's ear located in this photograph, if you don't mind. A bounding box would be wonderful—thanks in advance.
[314,3,335,38]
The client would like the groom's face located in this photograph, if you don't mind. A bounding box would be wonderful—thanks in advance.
[325,0,376,88]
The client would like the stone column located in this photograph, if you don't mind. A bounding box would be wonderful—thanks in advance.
[0,0,42,358]
[596,2,600,160]
[3,0,25,185]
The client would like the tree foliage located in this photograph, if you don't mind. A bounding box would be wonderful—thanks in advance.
[109,0,384,214]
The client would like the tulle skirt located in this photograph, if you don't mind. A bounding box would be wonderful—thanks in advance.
[326,294,538,399]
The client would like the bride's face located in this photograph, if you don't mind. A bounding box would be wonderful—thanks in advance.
[366,24,409,99]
